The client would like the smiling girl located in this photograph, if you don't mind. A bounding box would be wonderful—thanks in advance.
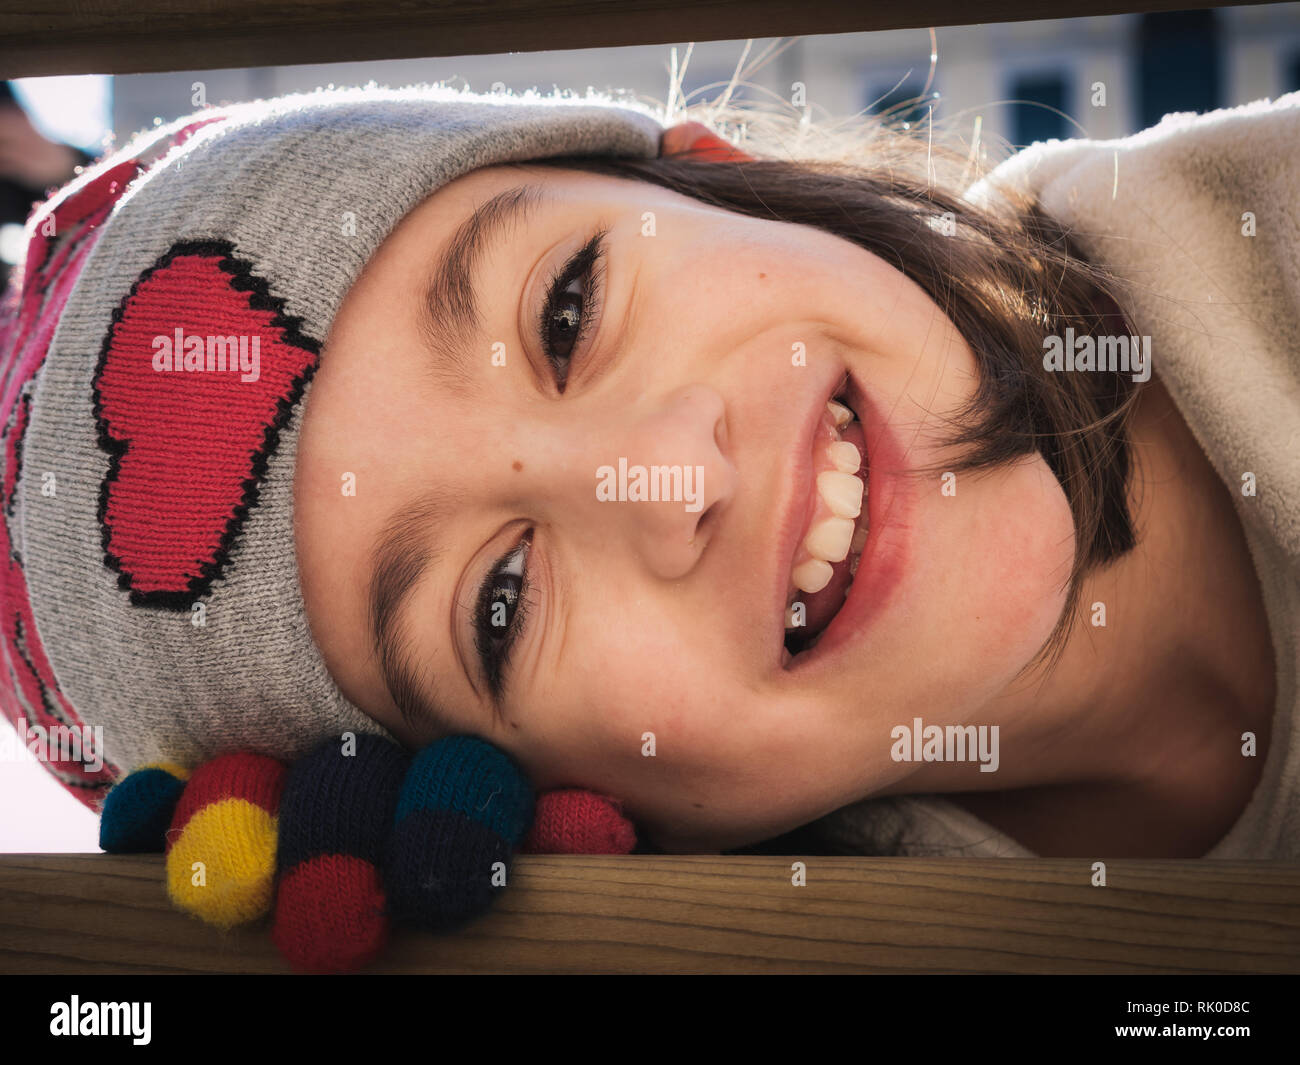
[4,85,1296,870]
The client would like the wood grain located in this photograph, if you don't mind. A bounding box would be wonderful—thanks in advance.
[1,854,1297,973]
[0,0,1286,78]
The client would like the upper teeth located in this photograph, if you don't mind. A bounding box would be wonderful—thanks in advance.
[787,397,869,598]
[827,399,854,429]
[817,471,863,518]
[791,467,867,593]
[804,513,856,563]
[791,558,833,594]
[827,441,860,474]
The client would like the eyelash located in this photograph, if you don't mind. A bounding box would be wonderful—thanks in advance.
[534,229,608,393]
[471,231,609,700]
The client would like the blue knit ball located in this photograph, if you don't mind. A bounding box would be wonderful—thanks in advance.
[385,736,534,931]
[99,765,188,853]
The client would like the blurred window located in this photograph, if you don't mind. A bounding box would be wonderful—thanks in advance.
[1137,10,1221,127]
[1286,47,1300,93]
[1009,71,1068,145]
[866,79,928,128]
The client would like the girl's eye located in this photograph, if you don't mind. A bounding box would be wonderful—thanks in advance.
[475,229,606,701]
[544,279,583,368]
[473,531,532,699]
[537,230,606,392]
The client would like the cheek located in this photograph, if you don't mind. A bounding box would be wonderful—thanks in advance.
[666,216,843,315]
[844,453,1076,735]
[515,622,740,795]
[935,455,1076,667]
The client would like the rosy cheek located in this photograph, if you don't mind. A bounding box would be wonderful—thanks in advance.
[972,462,1076,645]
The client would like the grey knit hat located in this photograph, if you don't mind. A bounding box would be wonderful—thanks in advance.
[1,85,663,806]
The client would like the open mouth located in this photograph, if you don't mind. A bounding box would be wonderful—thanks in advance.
[782,376,869,661]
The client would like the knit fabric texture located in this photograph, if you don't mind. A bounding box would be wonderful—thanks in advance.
[164,751,287,927]
[522,788,638,853]
[273,734,410,971]
[0,86,663,809]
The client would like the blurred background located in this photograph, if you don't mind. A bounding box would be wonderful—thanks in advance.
[3,2,1300,850]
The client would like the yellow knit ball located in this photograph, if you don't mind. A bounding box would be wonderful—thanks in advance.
[140,761,193,781]
[166,798,278,928]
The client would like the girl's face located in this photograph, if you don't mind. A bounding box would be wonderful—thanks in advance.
[295,162,1075,851]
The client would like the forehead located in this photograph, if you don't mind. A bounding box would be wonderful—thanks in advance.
[420,162,650,219]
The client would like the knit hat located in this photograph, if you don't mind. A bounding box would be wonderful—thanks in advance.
[1,85,666,803]
[2,87,753,970]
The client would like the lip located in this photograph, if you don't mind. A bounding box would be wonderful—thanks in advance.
[769,364,851,667]
[775,368,913,673]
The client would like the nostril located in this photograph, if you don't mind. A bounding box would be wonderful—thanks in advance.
[714,408,729,454]
[690,498,723,548]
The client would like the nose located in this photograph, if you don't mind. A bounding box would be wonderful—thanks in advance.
[534,384,737,580]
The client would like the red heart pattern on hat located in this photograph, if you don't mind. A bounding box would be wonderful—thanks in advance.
[93,241,320,608]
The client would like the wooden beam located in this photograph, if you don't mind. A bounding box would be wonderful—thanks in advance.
[1,854,1297,973]
[0,0,1289,79]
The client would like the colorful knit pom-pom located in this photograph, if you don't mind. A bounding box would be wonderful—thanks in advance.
[103,733,643,971]
[385,735,533,932]
[99,762,191,853]
[272,734,410,973]
[521,788,637,854]
[165,752,286,929]
[660,120,755,163]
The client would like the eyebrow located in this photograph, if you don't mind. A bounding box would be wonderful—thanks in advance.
[368,489,462,734]
[419,181,547,392]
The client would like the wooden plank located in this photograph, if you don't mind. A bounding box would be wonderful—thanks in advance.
[0,0,1288,79]
[1,854,1297,973]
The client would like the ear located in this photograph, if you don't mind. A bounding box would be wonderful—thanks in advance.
[659,120,754,163]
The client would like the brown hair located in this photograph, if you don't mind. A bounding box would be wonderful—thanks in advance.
[527,149,1142,665]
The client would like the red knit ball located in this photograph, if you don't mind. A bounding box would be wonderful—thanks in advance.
[166,751,285,849]
[272,854,389,973]
[521,789,636,854]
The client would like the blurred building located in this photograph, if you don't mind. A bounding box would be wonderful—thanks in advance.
[7,5,1300,284]
[107,4,1300,158]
